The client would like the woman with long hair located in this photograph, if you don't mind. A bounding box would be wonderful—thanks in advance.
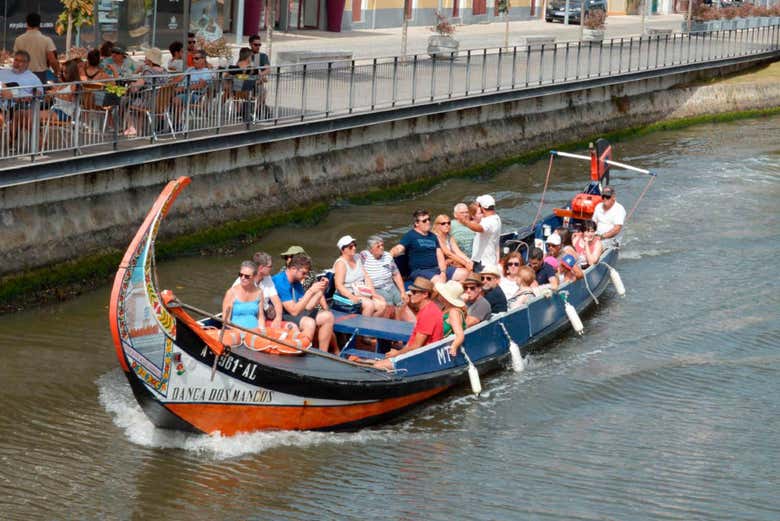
[433,280,467,358]
[433,214,473,271]
[572,220,603,267]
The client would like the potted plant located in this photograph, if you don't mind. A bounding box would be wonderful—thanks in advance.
[582,9,606,42]
[427,11,459,59]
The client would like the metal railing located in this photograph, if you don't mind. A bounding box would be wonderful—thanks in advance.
[1,25,779,163]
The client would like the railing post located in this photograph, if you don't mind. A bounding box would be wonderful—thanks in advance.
[686,30,692,63]
[325,61,332,117]
[628,37,633,71]
[608,38,613,75]
[273,65,281,124]
[371,58,378,110]
[637,35,643,70]
[481,48,487,93]
[586,41,592,78]
[348,59,355,114]
[465,50,472,95]
[430,55,436,101]
[448,51,455,98]
[618,37,624,73]
[524,44,530,87]
[300,63,307,121]
[30,96,40,160]
[73,89,81,155]
[215,71,223,132]
[575,41,581,79]
[511,46,517,88]
[412,54,418,104]
[183,73,192,136]
[392,56,398,107]
[597,40,603,77]
[496,47,502,91]
[539,44,545,85]
[551,43,558,83]
[564,42,569,81]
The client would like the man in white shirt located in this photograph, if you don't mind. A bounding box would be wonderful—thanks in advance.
[592,186,626,249]
[461,194,502,272]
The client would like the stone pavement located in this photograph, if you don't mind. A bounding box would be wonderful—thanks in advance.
[245,14,687,61]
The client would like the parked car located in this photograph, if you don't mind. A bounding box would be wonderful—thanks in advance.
[545,0,607,24]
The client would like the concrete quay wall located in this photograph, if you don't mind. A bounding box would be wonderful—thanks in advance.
[1,62,779,278]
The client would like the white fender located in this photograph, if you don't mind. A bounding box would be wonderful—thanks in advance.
[508,340,525,372]
[468,363,482,396]
[564,301,584,335]
[609,266,626,296]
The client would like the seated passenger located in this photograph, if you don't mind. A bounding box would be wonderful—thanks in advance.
[433,214,473,272]
[272,253,336,353]
[592,186,625,248]
[333,235,386,317]
[450,203,476,259]
[529,247,559,290]
[544,233,561,269]
[232,251,297,332]
[556,227,577,258]
[479,265,508,314]
[434,280,467,357]
[390,209,466,283]
[499,251,524,299]
[508,266,538,310]
[374,277,443,370]
[221,260,265,345]
[462,272,491,327]
[558,254,584,283]
[279,245,316,289]
[572,220,603,267]
[360,235,415,322]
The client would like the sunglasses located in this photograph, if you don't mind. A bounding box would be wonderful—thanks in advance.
[238,272,254,279]
[464,285,479,291]
[602,194,613,199]
[481,276,496,281]
[437,221,451,226]
[409,289,426,295]
[507,262,521,267]
[417,218,430,223]
[347,243,357,249]
[251,43,261,47]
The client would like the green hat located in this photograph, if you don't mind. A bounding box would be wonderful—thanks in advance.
[280,245,306,257]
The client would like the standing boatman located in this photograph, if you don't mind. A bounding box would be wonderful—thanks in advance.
[592,186,626,249]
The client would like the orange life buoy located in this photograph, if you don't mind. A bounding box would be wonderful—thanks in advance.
[205,326,310,356]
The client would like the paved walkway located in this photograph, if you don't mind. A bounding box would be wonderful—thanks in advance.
[244,14,687,61]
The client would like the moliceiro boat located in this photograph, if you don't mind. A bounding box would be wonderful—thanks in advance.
[109,140,655,435]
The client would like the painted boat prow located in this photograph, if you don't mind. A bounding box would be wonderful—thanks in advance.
[109,176,191,375]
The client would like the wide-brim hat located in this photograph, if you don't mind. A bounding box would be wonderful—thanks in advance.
[463,272,482,286]
[280,245,306,257]
[435,280,465,308]
[480,264,502,278]
[146,47,162,66]
[408,276,434,293]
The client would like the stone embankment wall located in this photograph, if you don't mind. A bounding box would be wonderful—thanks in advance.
[2,62,779,280]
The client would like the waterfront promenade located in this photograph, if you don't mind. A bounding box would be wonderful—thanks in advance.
[261,14,686,61]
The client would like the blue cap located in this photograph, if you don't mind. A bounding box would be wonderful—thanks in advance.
[561,254,577,270]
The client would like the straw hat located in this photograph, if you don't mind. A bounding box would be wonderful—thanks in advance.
[408,276,434,293]
[435,280,465,308]
[146,47,163,66]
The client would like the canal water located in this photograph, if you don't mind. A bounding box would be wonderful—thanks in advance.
[1,117,779,520]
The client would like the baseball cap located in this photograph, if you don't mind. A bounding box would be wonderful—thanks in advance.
[561,254,577,270]
[280,245,306,257]
[546,233,561,246]
[337,235,357,250]
[475,194,495,209]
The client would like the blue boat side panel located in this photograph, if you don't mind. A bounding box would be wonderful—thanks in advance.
[332,311,414,342]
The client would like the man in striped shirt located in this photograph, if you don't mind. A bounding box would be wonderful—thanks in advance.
[359,235,415,321]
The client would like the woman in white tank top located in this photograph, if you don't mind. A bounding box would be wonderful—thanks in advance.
[333,235,387,317]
